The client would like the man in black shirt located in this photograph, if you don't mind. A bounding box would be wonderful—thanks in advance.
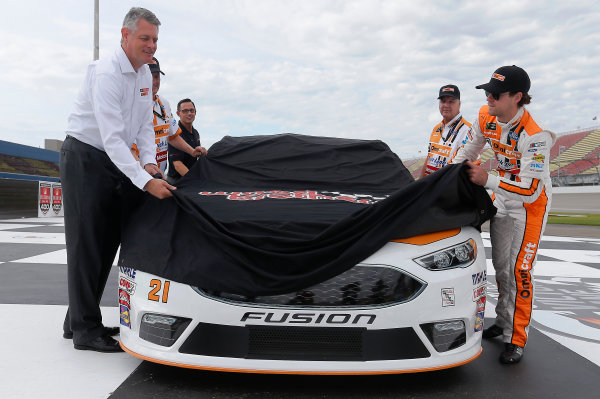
[167,98,207,182]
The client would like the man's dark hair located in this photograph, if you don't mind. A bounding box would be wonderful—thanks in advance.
[510,91,532,107]
[177,98,196,111]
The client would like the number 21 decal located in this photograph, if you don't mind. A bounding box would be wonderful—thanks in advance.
[148,279,170,303]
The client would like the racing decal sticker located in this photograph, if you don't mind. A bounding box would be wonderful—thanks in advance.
[198,190,388,204]
[119,276,136,295]
[529,141,545,149]
[473,285,486,301]
[532,154,545,162]
[474,296,486,332]
[140,88,149,96]
[148,279,170,303]
[472,271,487,286]
[441,288,455,307]
[492,73,505,81]
[119,266,136,280]
[120,304,131,328]
[119,289,131,308]
[485,122,497,131]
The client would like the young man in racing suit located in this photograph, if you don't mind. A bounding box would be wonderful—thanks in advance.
[131,57,203,174]
[452,65,556,364]
[420,84,471,177]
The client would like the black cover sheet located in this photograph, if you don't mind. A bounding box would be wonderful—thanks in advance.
[119,133,495,295]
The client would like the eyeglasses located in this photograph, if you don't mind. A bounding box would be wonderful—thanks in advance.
[180,109,196,114]
[485,91,504,101]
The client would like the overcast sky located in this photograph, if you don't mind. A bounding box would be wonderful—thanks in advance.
[2,0,599,159]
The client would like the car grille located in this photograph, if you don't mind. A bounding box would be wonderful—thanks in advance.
[179,322,431,361]
[196,264,425,307]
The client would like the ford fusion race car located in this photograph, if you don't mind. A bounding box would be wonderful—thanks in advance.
[118,226,486,374]
[117,134,493,374]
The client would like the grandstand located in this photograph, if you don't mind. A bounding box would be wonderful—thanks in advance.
[407,126,600,186]
[0,140,60,216]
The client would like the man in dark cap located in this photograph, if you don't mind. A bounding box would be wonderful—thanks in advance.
[420,84,471,177]
[452,65,556,364]
[131,57,203,174]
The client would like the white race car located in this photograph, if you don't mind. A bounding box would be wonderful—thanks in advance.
[118,226,486,374]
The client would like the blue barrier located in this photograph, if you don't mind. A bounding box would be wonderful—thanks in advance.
[0,140,59,164]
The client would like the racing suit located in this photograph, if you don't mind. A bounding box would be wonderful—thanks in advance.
[132,94,181,172]
[423,114,471,176]
[453,105,556,347]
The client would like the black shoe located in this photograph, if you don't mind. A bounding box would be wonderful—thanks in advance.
[500,343,524,364]
[63,326,120,339]
[74,334,123,353]
[482,324,503,339]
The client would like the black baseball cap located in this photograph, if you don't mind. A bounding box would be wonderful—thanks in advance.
[148,57,165,75]
[476,65,530,94]
[438,84,460,100]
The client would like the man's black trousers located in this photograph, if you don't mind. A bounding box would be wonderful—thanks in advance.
[60,136,137,344]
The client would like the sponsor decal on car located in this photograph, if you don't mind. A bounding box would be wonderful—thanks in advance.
[474,296,486,332]
[441,288,455,307]
[119,276,136,295]
[474,310,485,332]
[473,285,486,301]
[119,289,131,308]
[120,304,131,328]
[240,312,376,325]
[472,271,487,286]
[119,266,136,280]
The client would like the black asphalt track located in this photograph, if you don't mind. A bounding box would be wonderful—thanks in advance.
[109,321,598,399]
[1,214,598,398]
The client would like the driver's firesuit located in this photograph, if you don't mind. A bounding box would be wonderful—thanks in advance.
[453,105,556,348]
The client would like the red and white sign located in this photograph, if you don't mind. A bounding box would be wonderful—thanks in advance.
[38,182,51,215]
[38,181,64,217]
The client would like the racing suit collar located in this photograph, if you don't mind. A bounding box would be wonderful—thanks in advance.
[497,107,524,130]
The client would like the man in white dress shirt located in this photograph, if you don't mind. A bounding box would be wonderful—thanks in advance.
[61,7,172,352]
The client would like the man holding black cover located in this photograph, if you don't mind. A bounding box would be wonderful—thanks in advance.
[61,7,174,352]
[453,65,555,364]
[167,98,207,182]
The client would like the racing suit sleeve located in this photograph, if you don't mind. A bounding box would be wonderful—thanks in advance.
[163,99,182,139]
[92,72,153,190]
[451,119,486,163]
[484,130,556,203]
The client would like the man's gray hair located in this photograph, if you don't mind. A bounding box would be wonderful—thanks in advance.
[121,7,161,43]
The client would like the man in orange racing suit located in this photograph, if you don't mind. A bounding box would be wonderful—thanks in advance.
[452,65,556,364]
[420,84,471,177]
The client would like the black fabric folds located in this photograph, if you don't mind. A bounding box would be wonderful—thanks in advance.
[119,133,495,295]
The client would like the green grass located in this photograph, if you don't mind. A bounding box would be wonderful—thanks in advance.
[547,212,600,226]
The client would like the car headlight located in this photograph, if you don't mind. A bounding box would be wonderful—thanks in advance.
[413,239,476,271]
